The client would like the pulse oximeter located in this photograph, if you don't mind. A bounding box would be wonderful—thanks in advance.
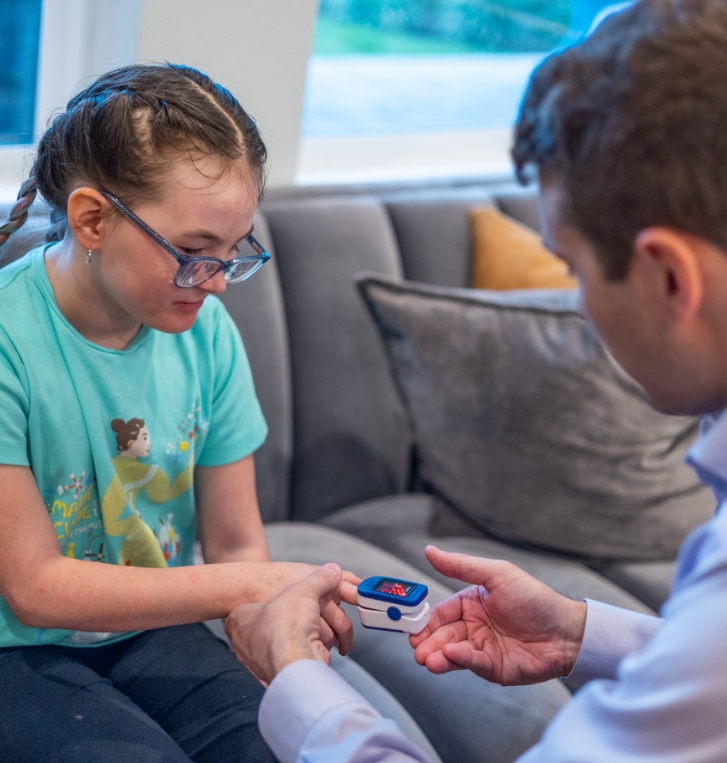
[357,576,430,634]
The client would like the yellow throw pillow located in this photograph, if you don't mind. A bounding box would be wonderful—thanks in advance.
[470,205,578,290]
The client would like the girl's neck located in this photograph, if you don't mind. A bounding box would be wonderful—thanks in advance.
[44,239,144,350]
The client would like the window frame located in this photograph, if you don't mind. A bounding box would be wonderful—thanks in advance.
[0,0,141,202]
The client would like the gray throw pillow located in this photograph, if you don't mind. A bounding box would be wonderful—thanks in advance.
[357,274,714,561]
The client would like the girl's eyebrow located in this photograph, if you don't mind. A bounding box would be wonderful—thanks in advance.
[179,225,254,243]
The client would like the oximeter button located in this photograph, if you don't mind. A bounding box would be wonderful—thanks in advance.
[387,607,402,621]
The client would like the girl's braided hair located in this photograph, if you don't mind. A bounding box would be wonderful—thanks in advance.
[0,63,267,249]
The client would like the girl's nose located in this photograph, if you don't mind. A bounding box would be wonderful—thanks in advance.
[200,269,227,295]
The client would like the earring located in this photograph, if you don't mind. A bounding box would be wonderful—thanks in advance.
[86,249,93,265]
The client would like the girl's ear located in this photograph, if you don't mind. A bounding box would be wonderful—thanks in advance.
[67,188,109,252]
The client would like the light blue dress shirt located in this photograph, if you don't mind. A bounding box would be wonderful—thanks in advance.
[260,412,727,763]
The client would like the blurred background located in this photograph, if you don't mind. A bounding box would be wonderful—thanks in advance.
[0,0,626,196]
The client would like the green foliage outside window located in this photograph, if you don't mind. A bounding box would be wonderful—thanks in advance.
[316,0,572,54]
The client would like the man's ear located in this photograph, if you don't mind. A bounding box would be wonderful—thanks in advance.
[633,227,704,322]
[66,187,110,252]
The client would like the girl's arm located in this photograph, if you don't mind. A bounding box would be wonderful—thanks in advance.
[194,454,270,564]
[0,464,355,632]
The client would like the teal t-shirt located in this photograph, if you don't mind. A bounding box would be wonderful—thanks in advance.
[0,246,267,648]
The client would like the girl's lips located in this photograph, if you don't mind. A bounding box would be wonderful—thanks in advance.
[175,299,204,311]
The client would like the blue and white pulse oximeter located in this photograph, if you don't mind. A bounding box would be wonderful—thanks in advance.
[357,576,430,634]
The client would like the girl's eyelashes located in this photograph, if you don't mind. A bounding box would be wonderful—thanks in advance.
[178,242,243,258]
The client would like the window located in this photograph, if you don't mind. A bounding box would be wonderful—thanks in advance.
[0,0,43,145]
[298,1,626,184]
[0,0,141,203]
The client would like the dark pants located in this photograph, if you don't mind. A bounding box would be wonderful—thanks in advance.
[0,624,276,763]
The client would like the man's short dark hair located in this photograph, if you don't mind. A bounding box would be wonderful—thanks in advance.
[513,0,727,279]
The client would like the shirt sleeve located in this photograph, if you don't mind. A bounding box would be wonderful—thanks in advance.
[196,303,268,467]
[565,599,661,689]
[516,565,727,763]
[259,660,434,763]
[0,329,30,466]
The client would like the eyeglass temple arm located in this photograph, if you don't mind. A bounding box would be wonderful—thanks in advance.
[99,191,187,264]
[101,190,270,263]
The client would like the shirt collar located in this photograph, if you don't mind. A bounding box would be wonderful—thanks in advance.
[686,410,727,503]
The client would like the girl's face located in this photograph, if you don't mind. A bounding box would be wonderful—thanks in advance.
[94,157,258,334]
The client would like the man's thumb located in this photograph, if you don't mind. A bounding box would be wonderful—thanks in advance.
[298,563,342,600]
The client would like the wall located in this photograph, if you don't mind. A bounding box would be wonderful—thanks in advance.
[35,0,142,139]
[137,0,320,187]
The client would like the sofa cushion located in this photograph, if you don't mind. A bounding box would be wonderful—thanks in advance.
[0,212,52,266]
[262,197,411,521]
[219,211,292,522]
[357,275,713,561]
[587,560,676,612]
[470,206,577,290]
[322,494,655,614]
[495,188,542,233]
[265,522,570,763]
[383,187,495,288]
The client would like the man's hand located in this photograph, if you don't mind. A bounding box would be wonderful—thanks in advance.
[410,546,587,686]
[225,564,354,686]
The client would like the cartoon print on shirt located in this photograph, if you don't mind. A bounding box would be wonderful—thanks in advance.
[101,417,193,568]
[51,471,100,553]
[166,401,208,466]
[156,513,182,566]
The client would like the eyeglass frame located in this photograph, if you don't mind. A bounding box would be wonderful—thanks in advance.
[98,190,271,288]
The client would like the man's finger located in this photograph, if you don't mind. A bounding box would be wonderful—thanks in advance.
[413,621,469,666]
[321,597,354,656]
[319,617,336,650]
[442,642,497,682]
[425,546,511,588]
[409,590,465,647]
[423,650,467,675]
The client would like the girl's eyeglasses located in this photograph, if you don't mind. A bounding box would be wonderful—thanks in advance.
[99,191,271,289]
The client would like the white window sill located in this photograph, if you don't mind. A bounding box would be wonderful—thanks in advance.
[0,146,35,204]
[295,127,516,186]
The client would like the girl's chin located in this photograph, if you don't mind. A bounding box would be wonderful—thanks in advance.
[145,311,200,334]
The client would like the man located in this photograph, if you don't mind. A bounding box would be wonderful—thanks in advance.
[224,0,727,760]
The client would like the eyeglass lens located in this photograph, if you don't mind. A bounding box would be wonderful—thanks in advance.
[174,258,264,288]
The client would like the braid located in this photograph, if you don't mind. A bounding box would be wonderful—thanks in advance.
[0,177,38,247]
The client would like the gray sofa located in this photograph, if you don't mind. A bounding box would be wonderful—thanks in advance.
[1,179,682,763]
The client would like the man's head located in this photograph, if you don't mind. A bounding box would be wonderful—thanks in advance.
[513,0,727,415]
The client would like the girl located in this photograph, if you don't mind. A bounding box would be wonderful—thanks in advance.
[0,64,356,762]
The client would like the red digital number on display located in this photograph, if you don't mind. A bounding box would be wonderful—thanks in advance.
[379,582,408,597]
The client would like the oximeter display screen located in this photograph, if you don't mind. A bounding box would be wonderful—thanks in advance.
[374,579,416,598]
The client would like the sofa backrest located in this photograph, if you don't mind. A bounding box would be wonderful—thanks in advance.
[217,212,293,523]
[261,196,411,522]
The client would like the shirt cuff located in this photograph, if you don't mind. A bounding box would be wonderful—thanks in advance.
[259,660,375,763]
[565,599,661,689]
